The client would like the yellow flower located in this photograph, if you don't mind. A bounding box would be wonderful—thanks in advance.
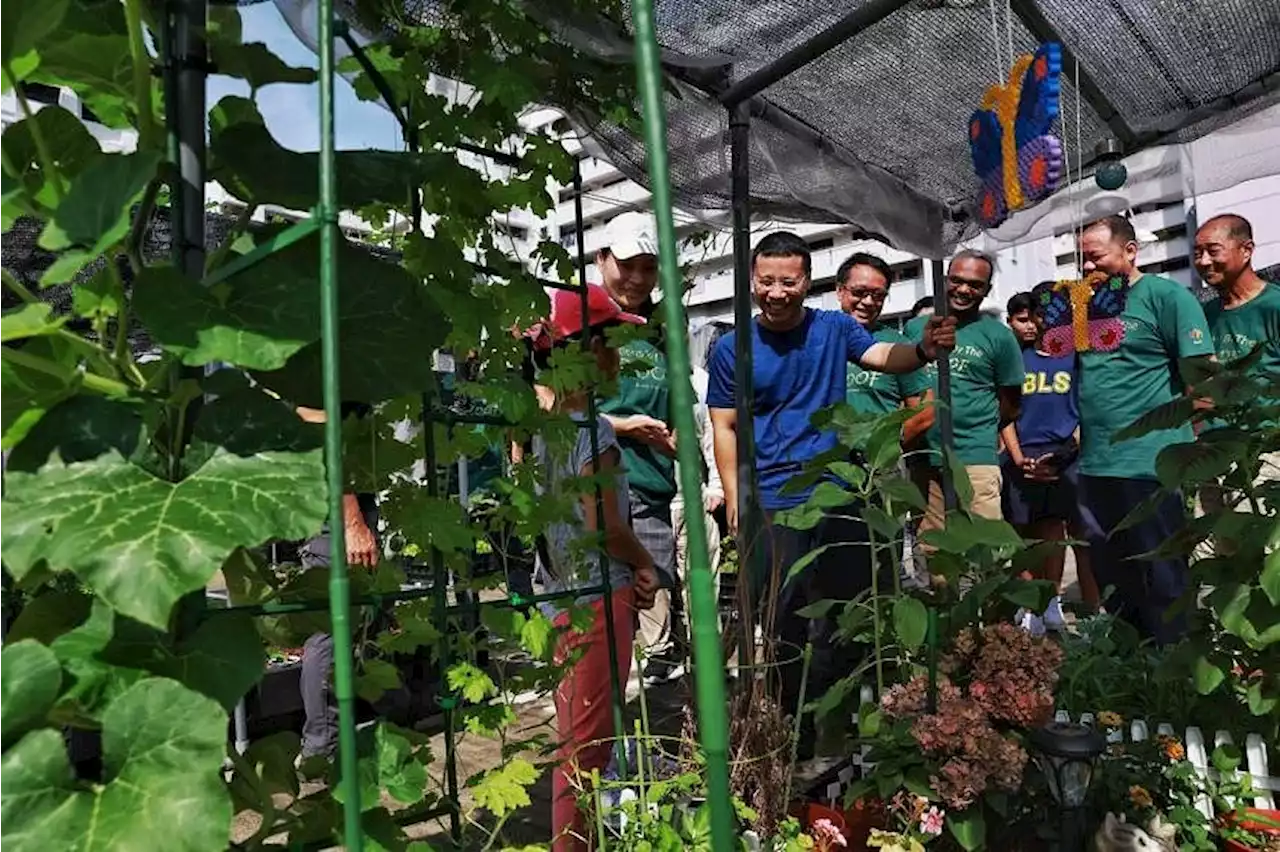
[1129,785,1153,809]
[867,830,925,852]
[1097,711,1124,728]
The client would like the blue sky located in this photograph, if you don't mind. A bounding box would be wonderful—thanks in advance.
[207,3,401,152]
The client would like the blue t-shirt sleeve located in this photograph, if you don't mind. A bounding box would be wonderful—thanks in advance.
[706,336,735,409]
[837,312,876,363]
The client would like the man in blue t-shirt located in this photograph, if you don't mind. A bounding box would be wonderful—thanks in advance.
[706,232,953,757]
[1000,291,1099,633]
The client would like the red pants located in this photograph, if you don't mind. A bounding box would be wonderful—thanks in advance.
[551,588,635,852]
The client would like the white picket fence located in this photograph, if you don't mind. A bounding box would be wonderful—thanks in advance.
[817,686,1276,815]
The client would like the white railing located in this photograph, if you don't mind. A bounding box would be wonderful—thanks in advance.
[819,687,1275,816]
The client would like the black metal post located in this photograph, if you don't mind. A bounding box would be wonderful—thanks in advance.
[929,259,956,511]
[718,0,914,107]
[729,101,759,671]
[172,0,206,278]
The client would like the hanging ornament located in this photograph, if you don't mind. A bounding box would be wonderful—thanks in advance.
[1093,139,1128,191]
[969,42,1065,227]
[1036,272,1130,356]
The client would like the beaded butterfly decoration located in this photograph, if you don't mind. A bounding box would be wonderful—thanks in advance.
[969,42,1064,227]
[1036,273,1130,356]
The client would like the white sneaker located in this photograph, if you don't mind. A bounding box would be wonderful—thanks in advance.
[1016,609,1046,637]
[1043,596,1067,632]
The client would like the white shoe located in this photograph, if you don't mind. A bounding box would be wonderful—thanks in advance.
[1016,609,1046,637]
[1043,596,1067,632]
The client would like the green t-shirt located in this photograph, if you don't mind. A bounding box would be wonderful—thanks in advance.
[1078,274,1215,480]
[904,314,929,342]
[598,336,676,506]
[1203,281,1280,399]
[917,314,1024,466]
[846,324,931,416]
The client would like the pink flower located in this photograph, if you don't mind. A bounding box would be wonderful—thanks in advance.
[920,806,945,837]
[812,817,848,850]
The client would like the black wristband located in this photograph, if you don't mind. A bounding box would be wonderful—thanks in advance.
[915,342,934,364]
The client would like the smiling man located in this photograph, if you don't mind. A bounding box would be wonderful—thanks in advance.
[1193,213,1280,522]
[912,250,1024,542]
[592,212,686,685]
[706,231,954,759]
[1075,215,1215,644]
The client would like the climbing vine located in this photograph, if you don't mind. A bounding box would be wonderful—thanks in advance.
[0,0,638,848]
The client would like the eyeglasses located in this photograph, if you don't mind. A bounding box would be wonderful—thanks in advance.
[841,287,888,303]
[755,277,806,289]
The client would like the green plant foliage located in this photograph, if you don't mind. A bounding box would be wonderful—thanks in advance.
[1,0,644,846]
[0,678,232,852]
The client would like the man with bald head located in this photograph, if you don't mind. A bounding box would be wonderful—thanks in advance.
[1194,214,1280,516]
[1195,214,1280,379]
[1075,215,1214,644]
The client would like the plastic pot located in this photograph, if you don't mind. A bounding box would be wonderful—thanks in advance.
[790,802,848,841]
[1223,808,1280,852]
[841,798,887,850]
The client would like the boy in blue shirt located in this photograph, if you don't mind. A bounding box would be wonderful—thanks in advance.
[706,232,953,757]
[1000,290,1099,633]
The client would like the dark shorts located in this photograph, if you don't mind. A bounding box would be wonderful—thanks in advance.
[1002,442,1082,527]
[1077,475,1189,645]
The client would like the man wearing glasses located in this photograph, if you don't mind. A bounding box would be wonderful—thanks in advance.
[706,232,954,761]
[912,250,1024,539]
[837,252,932,420]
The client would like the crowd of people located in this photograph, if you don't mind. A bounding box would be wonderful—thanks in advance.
[301,210,1275,852]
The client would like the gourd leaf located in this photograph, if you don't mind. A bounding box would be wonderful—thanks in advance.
[209,95,469,212]
[37,151,161,285]
[0,678,232,852]
[356,659,403,704]
[332,723,431,812]
[1114,397,1195,441]
[0,640,62,746]
[1,302,65,343]
[470,757,539,817]
[1,337,83,450]
[132,263,317,371]
[1,105,101,215]
[1,447,326,628]
[100,613,265,712]
[26,6,136,130]
[0,0,70,66]
[212,42,317,90]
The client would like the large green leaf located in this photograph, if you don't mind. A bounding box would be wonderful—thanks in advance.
[133,262,318,370]
[891,597,928,649]
[1114,397,1196,441]
[1,337,82,450]
[331,723,431,813]
[0,0,70,65]
[1154,435,1248,490]
[0,678,232,852]
[212,42,317,90]
[1,446,326,628]
[0,640,62,746]
[0,105,102,216]
[37,151,161,285]
[249,241,448,406]
[101,614,265,712]
[1,302,65,343]
[209,96,468,211]
[27,4,136,130]
[947,808,986,851]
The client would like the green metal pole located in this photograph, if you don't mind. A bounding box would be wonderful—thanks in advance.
[317,0,364,847]
[629,2,734,848]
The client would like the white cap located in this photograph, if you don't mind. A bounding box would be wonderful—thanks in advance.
[602,211,658,260]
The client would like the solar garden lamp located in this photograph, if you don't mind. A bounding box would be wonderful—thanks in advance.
[1031,721,1108,851]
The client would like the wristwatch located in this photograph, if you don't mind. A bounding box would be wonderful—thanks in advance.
[915,342,935,364]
